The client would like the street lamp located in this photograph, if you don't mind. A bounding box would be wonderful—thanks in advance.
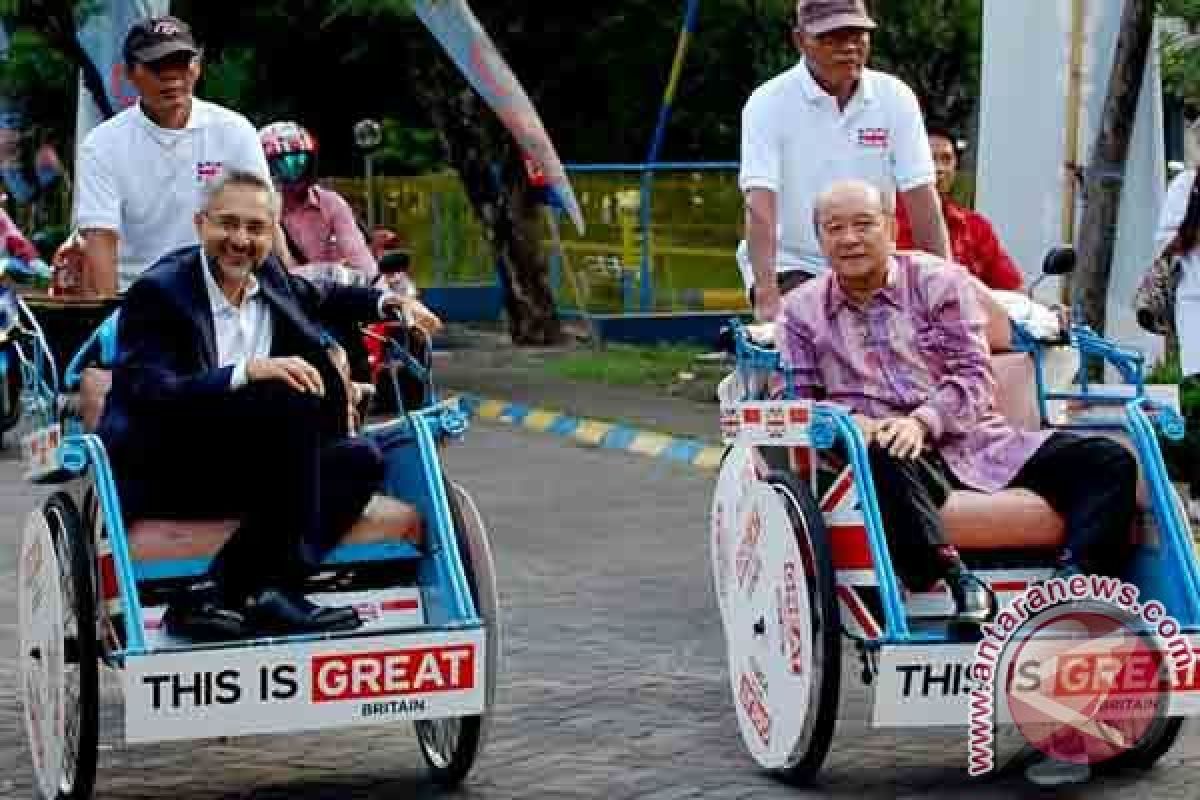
[354,118,383,231]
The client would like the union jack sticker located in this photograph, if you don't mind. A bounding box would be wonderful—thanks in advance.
[196,161,224,182]
[858,127,889,148]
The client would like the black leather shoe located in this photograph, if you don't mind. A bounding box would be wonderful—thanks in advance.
[163,600,249,642]
[243,588,363,634]
[292,594,363,628]
[948,571,996,627]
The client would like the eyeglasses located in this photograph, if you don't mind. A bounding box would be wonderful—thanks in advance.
[202,211,271,238]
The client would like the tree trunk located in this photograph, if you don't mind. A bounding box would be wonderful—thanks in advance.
[410,57,563,346]
[1073,0,1156,358]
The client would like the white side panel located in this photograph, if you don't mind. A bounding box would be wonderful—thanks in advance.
[124,629,485,743]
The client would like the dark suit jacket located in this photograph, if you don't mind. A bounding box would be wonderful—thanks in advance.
[97,245,384,466]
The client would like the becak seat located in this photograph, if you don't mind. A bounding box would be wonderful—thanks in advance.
[76,360,424,579]
[127,494,423,578]
[936,287,1143,552]
[941,342,1068,552]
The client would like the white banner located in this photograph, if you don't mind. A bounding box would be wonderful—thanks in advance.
[124,629,486,743]
[872,637,1200,728]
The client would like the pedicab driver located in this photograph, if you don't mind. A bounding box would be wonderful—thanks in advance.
[96,170,417,641]
[779,180,1137,625]
[61,15,271,296]
[738,0,951,321]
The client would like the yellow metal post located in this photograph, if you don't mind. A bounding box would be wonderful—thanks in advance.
[1061,0,1086,303]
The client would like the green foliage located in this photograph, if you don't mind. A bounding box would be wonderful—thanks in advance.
[372,121,442,175]
[869,0,983,132]
[1145,347,1200,487]
[0,0,987,169]
[1161,0,1200,104]
[0,28,73,137]
[543,342,707,389]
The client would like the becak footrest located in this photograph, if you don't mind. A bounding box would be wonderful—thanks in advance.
[140,586,426,649]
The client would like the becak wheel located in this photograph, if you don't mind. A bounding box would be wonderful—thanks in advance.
[711,457,841,786]
[413,479,499,788]
[20,492,99,800]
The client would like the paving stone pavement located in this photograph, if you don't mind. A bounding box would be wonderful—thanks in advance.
[2,423,1199,798]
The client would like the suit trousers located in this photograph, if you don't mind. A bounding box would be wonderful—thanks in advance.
[866,432,1137,591]
[115,381,385,600]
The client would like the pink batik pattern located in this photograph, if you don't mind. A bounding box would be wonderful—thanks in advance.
[778,253,1050,493]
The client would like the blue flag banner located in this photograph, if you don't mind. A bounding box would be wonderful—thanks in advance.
[410,0,585,234]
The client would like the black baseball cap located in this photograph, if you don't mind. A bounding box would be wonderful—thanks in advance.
[123,16,200,65]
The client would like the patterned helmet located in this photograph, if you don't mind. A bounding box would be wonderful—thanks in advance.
[259,121,317,185]
[259,121,316,158]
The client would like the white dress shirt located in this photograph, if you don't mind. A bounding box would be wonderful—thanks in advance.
[200,251,273,389]
[200,254,400,390]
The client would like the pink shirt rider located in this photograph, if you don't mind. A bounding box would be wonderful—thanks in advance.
[778,252,1051,493]
[282,185,378,282]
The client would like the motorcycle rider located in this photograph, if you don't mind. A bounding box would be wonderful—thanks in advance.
[259,121,440,382]
[259,121,378,282]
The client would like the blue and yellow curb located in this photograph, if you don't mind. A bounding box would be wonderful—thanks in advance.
[452,393,724,470]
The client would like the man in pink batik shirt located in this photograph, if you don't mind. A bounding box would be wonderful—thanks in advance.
[779,179,1137,625]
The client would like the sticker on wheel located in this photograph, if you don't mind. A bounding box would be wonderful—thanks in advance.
[721,482,815,769]
[19,509,65,798]
[711,443,756,610]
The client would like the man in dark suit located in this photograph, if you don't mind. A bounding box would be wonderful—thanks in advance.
[98,168,414,640]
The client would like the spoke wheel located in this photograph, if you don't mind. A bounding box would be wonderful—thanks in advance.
[21,492,99,800]
[413,479,498,788]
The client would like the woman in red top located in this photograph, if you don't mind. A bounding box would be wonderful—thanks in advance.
[896,129,1024,291]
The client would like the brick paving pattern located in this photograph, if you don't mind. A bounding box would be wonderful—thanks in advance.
[1,423,1197,798]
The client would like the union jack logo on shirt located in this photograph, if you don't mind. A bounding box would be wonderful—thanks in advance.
[858,127,889,148]
[196,161,224,182]
[152,20,183,36]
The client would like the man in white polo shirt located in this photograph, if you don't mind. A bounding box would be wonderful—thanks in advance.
[739,0,950,321]
[67,15,270,295]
